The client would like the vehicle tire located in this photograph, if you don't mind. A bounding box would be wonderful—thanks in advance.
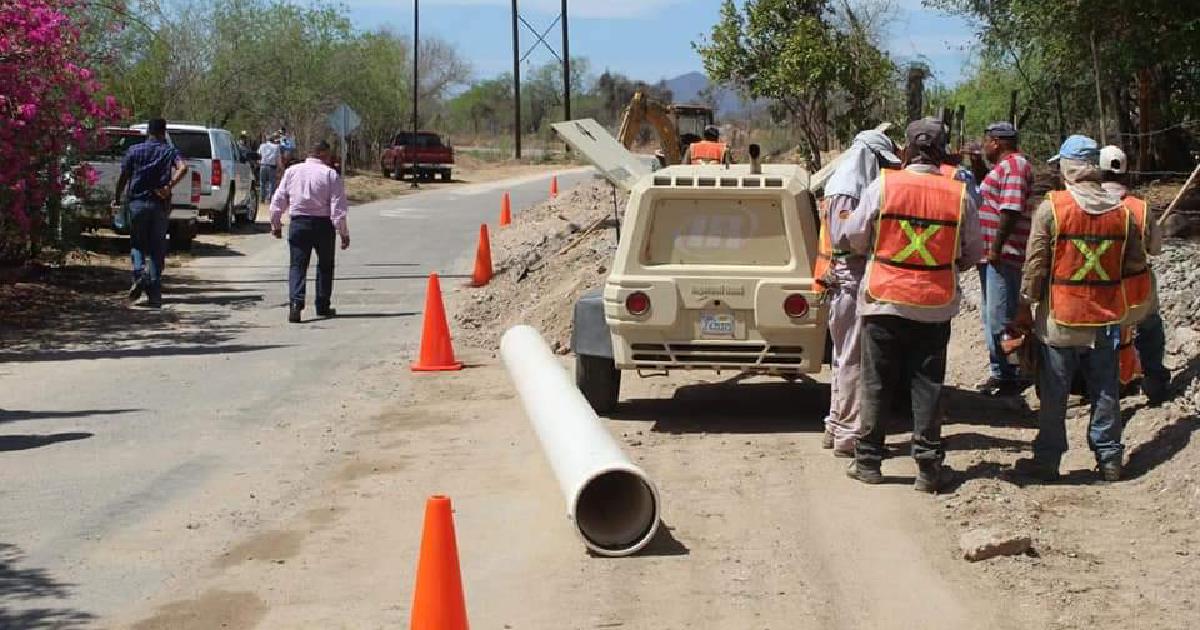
[242,188,259,225]
[576,354,621,414]
[393,165,404,181]
[439,170,451,182]
[381,165,391,178]
[215,193,234,232]
[169,222,195,251]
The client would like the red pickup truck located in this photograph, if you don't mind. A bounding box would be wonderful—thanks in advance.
[380,131,454,182]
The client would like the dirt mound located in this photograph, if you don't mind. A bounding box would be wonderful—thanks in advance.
[452,181,626,352]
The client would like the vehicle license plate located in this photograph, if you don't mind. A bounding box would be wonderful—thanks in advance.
[700,313,736,337]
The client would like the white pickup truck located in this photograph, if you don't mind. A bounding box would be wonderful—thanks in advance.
[64,127,202,250]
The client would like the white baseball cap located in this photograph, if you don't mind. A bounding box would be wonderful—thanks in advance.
[1099,145,1127,174]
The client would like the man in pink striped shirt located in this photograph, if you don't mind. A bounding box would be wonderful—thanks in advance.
[977,122,1033,395]
[271,140,350,323]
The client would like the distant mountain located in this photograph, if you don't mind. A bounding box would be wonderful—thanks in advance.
[660,71,758,117]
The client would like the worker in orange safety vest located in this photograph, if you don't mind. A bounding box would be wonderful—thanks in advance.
[842,118,982,493]
[1011,135,1150,483]
[683,125,732,166]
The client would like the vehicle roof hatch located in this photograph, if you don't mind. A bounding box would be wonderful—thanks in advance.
[552,119,650,191]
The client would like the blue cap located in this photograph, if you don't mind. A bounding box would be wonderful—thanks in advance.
[985,121,1019,139]
[1048,134,1100,164]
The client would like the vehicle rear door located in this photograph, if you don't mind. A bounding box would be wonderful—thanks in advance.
[169,129,214,201]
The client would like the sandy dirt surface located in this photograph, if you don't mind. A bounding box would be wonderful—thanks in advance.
[4,174,1198,629]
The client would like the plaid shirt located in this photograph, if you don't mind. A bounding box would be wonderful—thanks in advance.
[122,138,184,202]
[978,152,1033,266]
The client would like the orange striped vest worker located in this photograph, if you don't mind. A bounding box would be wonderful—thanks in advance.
[1049,191,1129,326]
[1121,195,1151,309]
[865,170,965,307]
[689,141,726,164]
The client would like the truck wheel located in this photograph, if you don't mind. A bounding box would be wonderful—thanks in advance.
[169,222,195,251]
[215,194,234,232]
[393,166,404,181]
[241,188,259,225]
[439,171,451,182]
[381,165,391,178]
[576,354,621,414]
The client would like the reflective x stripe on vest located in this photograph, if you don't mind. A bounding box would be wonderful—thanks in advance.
[1048,190,1129,326]
[865,169,965,308]
[690,141,726,164]
[1121,195,1151,308]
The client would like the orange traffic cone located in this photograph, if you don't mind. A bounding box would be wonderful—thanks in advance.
[550,176,559,198]
[470,224,493,288]
[411,274,463,372]
[410,495,469,630]
[499,193,512,227]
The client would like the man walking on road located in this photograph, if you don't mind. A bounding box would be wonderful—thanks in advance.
[814,128,901,457]
[271,140,350,323]
[1099,145,1171,405]
[112,117,188,309]
[977,122,1034,396]
[257,133,282,204]
[1012,136,1148,482]
[843,118,982,493]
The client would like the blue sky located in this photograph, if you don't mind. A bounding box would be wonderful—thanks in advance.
[343,0,979,88]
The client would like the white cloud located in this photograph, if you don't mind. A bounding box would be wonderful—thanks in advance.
[344,0,689,20]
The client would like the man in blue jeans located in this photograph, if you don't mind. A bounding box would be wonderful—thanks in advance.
[112,118,188,308]
[1013,136,1149,483]
[977,122,1034,396]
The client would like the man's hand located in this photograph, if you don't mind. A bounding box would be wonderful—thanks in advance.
[985,248,1001,264]
[271,225,282,239]
[1012,303,1034,333]
[155,186,172,201]
[340,234,350,250]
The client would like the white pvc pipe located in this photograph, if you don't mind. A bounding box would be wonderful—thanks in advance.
[500,325,661,557]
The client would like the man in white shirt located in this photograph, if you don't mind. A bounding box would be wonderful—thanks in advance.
[257,133,283,204]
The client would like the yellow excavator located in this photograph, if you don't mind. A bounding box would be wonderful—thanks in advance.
[617,91,716,166]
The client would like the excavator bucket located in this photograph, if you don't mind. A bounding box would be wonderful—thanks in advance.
[552,119,651,192]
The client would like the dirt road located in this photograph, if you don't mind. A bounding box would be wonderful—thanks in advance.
[3,174,1196,629]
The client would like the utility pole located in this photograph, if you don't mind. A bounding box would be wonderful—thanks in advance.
[561,0,570,121]
[411,0,420,188]
[511,0,522,159]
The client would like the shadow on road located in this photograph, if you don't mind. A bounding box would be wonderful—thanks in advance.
[0,543,95,629]
[0,344,285,363]
[614,379,828,435]
[0,409,140,423]
[0,432,93,452]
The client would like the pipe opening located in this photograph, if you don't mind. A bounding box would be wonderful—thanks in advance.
[574,470,658,554]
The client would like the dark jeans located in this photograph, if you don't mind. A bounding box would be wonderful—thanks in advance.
[856,315,952,467]
[259,164,278,203]
[1135,310,1169,400]
[1035,328,1123,465]
[982,262,1022,381]
[129,198,169,304]
[288,216,335,310]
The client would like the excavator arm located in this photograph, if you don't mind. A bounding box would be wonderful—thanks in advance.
[617,91,685,166]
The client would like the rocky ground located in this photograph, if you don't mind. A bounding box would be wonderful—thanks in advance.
[449,181,1200,629]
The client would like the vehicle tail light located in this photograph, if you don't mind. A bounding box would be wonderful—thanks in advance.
[190,170,201,205]
[783,294,810,319]
[211,159,222,187]
[625,292,651,316]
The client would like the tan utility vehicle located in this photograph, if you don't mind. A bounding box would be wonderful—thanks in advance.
[617,91,716,166]
[553,119,830,412]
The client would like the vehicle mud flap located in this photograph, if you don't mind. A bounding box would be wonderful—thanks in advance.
[572,290,614,359]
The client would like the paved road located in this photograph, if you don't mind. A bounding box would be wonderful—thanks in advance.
[0,167,593,627]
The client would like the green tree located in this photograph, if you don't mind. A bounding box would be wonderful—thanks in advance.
[695,0,895,166]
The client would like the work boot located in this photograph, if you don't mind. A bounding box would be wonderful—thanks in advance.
[1012,457,1061,482]
[1098,460,1123,482]
[128,279,144,302]
[914,460,953,494]
[821,430,834,450]
[288,304,302,323]
[845,461,883,485]
[316,306,337,318]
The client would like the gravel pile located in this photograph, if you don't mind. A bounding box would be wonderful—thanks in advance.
[451,181,626,352]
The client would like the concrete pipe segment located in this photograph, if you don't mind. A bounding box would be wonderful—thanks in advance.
[500,325,661,557]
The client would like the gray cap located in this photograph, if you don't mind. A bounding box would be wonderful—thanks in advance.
[985,121,1019,139]
[906,117,947,151]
